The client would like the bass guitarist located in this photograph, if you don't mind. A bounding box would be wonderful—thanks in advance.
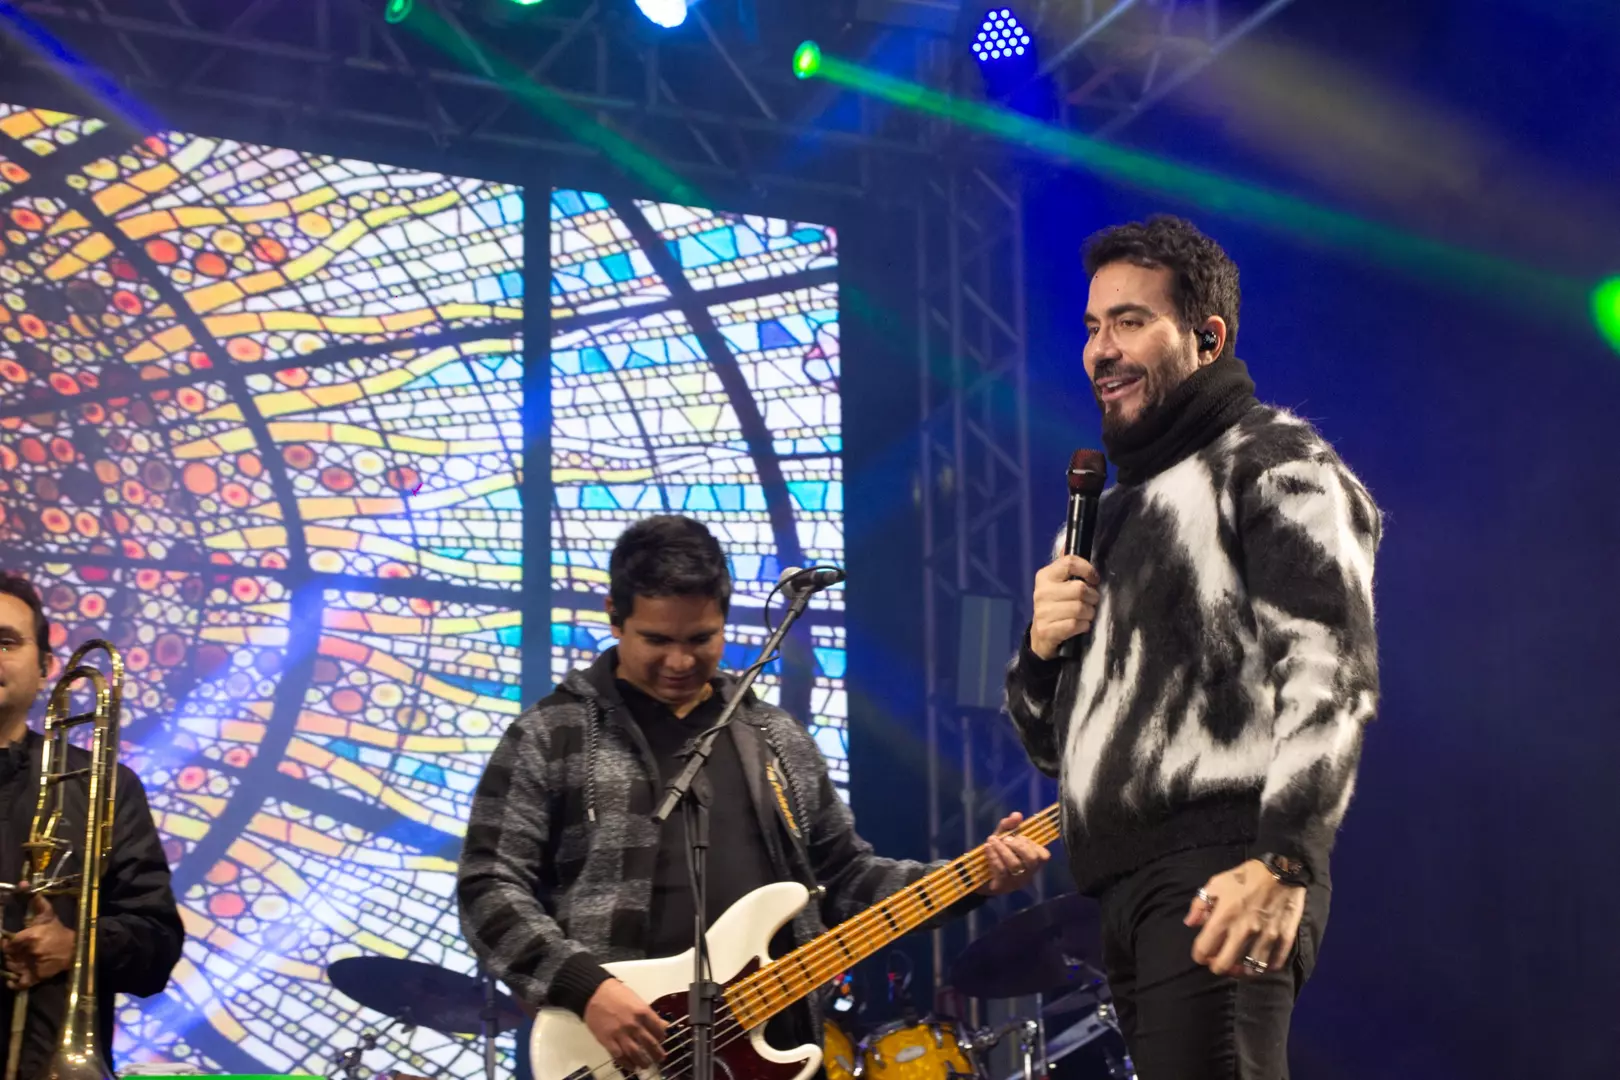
[457,515,1048,1075]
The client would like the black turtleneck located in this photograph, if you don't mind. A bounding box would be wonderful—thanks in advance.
[1103,354,1258,485]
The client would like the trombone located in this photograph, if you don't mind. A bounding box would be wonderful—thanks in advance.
[2,640,123,1080]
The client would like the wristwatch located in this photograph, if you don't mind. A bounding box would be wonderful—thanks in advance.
[1257,852,1310,887]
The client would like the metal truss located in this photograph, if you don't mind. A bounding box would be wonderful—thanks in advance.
[0,0,952,200]
[915,146,1039,1003]
[1043,0,1301,137]
[0,0,1301,201]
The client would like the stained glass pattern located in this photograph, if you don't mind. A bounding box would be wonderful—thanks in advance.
[0,103,523,1078]
[0,106,107,158]
[550,190,846,790]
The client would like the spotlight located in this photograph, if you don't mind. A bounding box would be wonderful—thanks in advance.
[384,0,413,23]
[972,6,1032,67]
[793,40,822,80]
[636,0,691,28]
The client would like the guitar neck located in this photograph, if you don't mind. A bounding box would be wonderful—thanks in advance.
[724,804,1062,1030]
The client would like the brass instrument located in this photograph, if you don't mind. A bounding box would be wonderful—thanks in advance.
[3,641,123,1080]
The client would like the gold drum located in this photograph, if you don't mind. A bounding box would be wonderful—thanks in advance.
[860,1020,976,1080]
[825,1020,860,1080]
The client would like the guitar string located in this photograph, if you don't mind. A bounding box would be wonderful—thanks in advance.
[634,809,1062,1080]
[644,835,1059,1080]
[730,806,1062,1013]
[682,806,1061,1043]
[559,808,1062,1080]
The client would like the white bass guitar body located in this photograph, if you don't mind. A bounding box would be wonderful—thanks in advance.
[530,882,819,1080]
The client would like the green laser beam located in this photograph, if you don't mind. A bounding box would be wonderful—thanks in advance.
[395,6,698,203]
[796,43,1594,325]
[1593,278,1620,357]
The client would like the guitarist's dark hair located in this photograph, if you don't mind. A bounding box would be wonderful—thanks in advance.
[607,515,733,626]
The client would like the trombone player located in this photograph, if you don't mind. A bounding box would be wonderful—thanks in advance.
[0,573,183,1078]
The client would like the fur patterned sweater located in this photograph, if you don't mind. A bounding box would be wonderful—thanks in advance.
[1005,402,1382,894]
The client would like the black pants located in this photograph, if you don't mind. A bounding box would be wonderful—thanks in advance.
[1097,844,1330,1080]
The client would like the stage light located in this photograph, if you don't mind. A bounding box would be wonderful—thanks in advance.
[636,0,691,28]
[384,0,413,23]
[794,40,822,80]
[972,7,1031,66]
[1594,276,1620,357]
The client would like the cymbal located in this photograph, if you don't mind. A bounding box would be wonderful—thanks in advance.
[948,893,1104,999]
[328,957,527,1035]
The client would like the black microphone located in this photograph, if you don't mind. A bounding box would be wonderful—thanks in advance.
[1058,449,1107,660]
[778,566,846,593]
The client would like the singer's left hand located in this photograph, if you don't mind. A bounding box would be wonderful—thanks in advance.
[1185,860,1305,977]
[979,813,1050,895]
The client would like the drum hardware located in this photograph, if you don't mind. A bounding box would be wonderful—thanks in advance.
[999,1004,1133,1080]
[328,956,526,1080]
[947,894,1103,1001]
[948,893,1122,1080]
[329,1011,414,1080]
[967,1019,1039,1080]
[1040,982,1111,1020]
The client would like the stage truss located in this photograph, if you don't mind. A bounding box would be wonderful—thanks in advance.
[2,0,1299,198]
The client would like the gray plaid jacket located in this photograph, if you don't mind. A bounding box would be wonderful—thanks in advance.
[457,648,949,1026]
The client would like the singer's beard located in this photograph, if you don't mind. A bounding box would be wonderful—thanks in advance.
[1093,344,1197,440]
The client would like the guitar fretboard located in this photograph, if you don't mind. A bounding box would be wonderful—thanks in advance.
[723,804,1062,1030]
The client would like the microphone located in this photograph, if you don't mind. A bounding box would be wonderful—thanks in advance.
[1058,449,1107,660]
[778,566,846,593]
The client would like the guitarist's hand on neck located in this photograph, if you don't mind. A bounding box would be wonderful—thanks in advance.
[978,813,1052,896]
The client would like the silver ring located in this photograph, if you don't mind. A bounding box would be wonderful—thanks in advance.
[1196,887,1214,906]
[1242,955,1268,973]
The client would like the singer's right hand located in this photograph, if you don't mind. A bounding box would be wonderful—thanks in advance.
[1030,555,1102,660]
[584,978,667,1071]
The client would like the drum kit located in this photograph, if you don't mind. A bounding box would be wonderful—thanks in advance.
[322,892,1130,1080]
[826,893,1134,1080]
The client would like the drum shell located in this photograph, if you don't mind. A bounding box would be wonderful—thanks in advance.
[860,1020,975,1080]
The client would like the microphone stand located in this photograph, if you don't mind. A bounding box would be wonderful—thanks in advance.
[652,580,820,1080]
[478,964,500,1080]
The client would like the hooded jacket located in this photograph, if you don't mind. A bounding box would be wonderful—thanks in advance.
[457,648,953,1035]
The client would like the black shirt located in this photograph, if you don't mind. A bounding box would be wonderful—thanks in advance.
[614,681,818,1062]
[615,680,779,960]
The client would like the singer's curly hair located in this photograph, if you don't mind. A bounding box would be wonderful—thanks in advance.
[607,515,732,626]
[1082,215,1241,362]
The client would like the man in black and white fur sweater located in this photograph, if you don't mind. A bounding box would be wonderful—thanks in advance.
[460,515,1048,1076]
[1005,216,1380,1079]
